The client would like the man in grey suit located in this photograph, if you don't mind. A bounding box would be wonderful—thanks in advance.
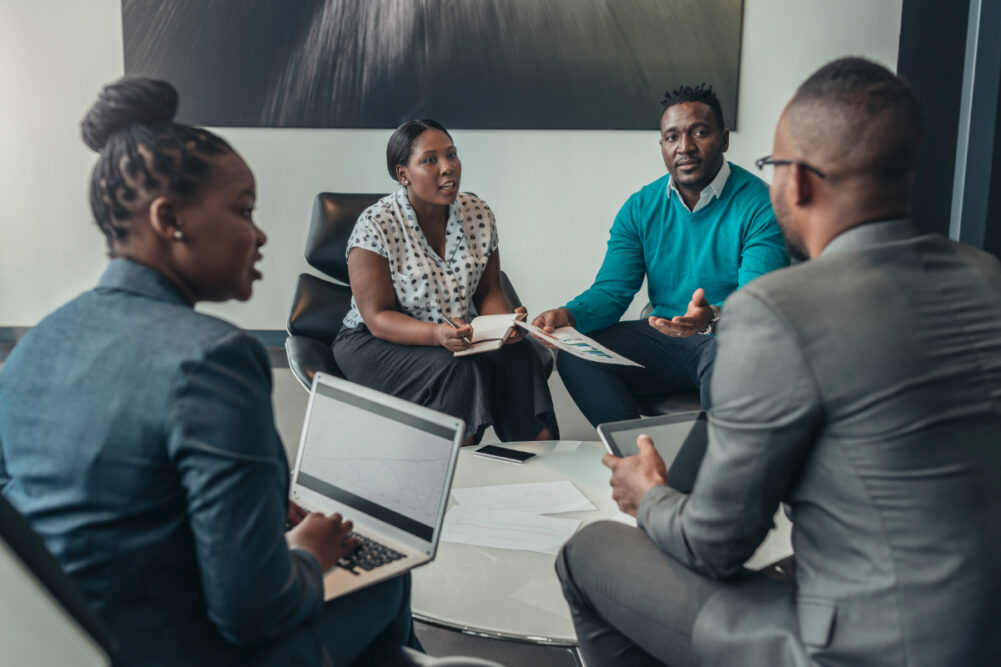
[556,57,1001,667]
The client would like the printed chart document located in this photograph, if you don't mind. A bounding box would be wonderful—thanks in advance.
[453,313,526,357]
[516,321,643,367]
[451,480,597,515]
[441,506,581,556]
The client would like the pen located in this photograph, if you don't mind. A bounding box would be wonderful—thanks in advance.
[442,314,472,344]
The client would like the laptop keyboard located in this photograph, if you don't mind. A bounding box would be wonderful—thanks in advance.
[337,533,406,574]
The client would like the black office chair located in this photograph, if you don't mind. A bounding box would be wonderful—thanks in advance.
[286,192,553,390]
[0,494,118,665]
[633,303,702,415]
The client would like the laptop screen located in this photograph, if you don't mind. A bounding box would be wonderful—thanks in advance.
[294,380,457,542]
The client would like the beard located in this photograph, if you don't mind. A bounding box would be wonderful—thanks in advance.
[785,238,808,263]
[773,197,808,263]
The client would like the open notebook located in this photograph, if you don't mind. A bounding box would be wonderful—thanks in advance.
[453,313,525,356]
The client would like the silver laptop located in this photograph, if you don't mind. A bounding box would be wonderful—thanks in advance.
[289,372,464,601]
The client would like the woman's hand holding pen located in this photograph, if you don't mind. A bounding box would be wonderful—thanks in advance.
[438,316,473,351]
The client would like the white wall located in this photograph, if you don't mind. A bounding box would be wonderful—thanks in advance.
[0,0,902,330]
[0,1,123,325]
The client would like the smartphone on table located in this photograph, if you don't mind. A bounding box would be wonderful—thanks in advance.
[474,445,536,464]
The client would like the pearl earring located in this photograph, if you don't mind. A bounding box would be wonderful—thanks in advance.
[173,230,183,240]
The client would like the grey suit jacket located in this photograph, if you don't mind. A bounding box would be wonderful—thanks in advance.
[0,259,326,666]
[638,220,1001,666]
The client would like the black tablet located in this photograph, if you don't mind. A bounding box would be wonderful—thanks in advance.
[597,411,708,493]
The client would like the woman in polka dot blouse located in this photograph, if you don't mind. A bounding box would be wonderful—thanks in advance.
[333,119,559,444]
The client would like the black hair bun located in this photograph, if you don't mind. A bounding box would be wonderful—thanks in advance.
[81,76,179,152]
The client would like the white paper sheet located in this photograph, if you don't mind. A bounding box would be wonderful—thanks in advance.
[609,511,638,527]
[451,480,597,514]
[515,321,643,367]
[743,508,794,571]
[440,506,582,555]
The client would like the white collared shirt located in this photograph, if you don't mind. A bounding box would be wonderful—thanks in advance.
[667,160,731,213]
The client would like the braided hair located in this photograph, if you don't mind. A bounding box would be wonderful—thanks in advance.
[660,83,726,132]
[80,77,232,250]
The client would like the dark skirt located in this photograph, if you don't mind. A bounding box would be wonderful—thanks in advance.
[333,325,559,442]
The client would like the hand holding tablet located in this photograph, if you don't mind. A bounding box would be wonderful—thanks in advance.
[597,411,708,494]
[601,434,669,516]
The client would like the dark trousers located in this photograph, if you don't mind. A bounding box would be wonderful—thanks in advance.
[247,573,420,667]
[556,522,794,667]
[556,320,717,427]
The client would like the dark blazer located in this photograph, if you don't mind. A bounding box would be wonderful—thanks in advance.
[0,259,326,666]
[639,220,1001,666]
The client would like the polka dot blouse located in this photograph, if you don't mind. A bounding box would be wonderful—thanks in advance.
[341,189,499,329]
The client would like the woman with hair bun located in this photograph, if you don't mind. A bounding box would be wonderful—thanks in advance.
[334,119,558,445]
[0,77,418,666]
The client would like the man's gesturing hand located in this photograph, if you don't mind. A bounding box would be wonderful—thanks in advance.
[601,435,669,517]
[648,287,714,338]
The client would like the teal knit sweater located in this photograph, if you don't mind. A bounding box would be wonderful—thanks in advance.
[565,163,789,333]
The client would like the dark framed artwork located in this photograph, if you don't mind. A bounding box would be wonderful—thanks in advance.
[122,0,744,130]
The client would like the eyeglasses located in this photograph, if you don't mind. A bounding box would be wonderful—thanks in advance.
[755,155,826,179]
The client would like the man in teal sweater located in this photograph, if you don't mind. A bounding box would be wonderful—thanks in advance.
[533,84,788,426]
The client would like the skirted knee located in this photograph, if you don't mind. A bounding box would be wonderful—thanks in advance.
[438,355,487,385]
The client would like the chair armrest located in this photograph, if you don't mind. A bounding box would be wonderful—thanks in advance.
[287,273,354,347]
[285,335,341,390]
[498,271,522,309]
[496,270,553,378]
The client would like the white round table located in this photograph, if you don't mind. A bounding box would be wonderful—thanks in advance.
[412,440,616,645]
[411,438,794,646]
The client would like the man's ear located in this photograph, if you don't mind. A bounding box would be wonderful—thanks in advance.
[721,128,730,153]
[792,163,814,206]
[148,196,179,240]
